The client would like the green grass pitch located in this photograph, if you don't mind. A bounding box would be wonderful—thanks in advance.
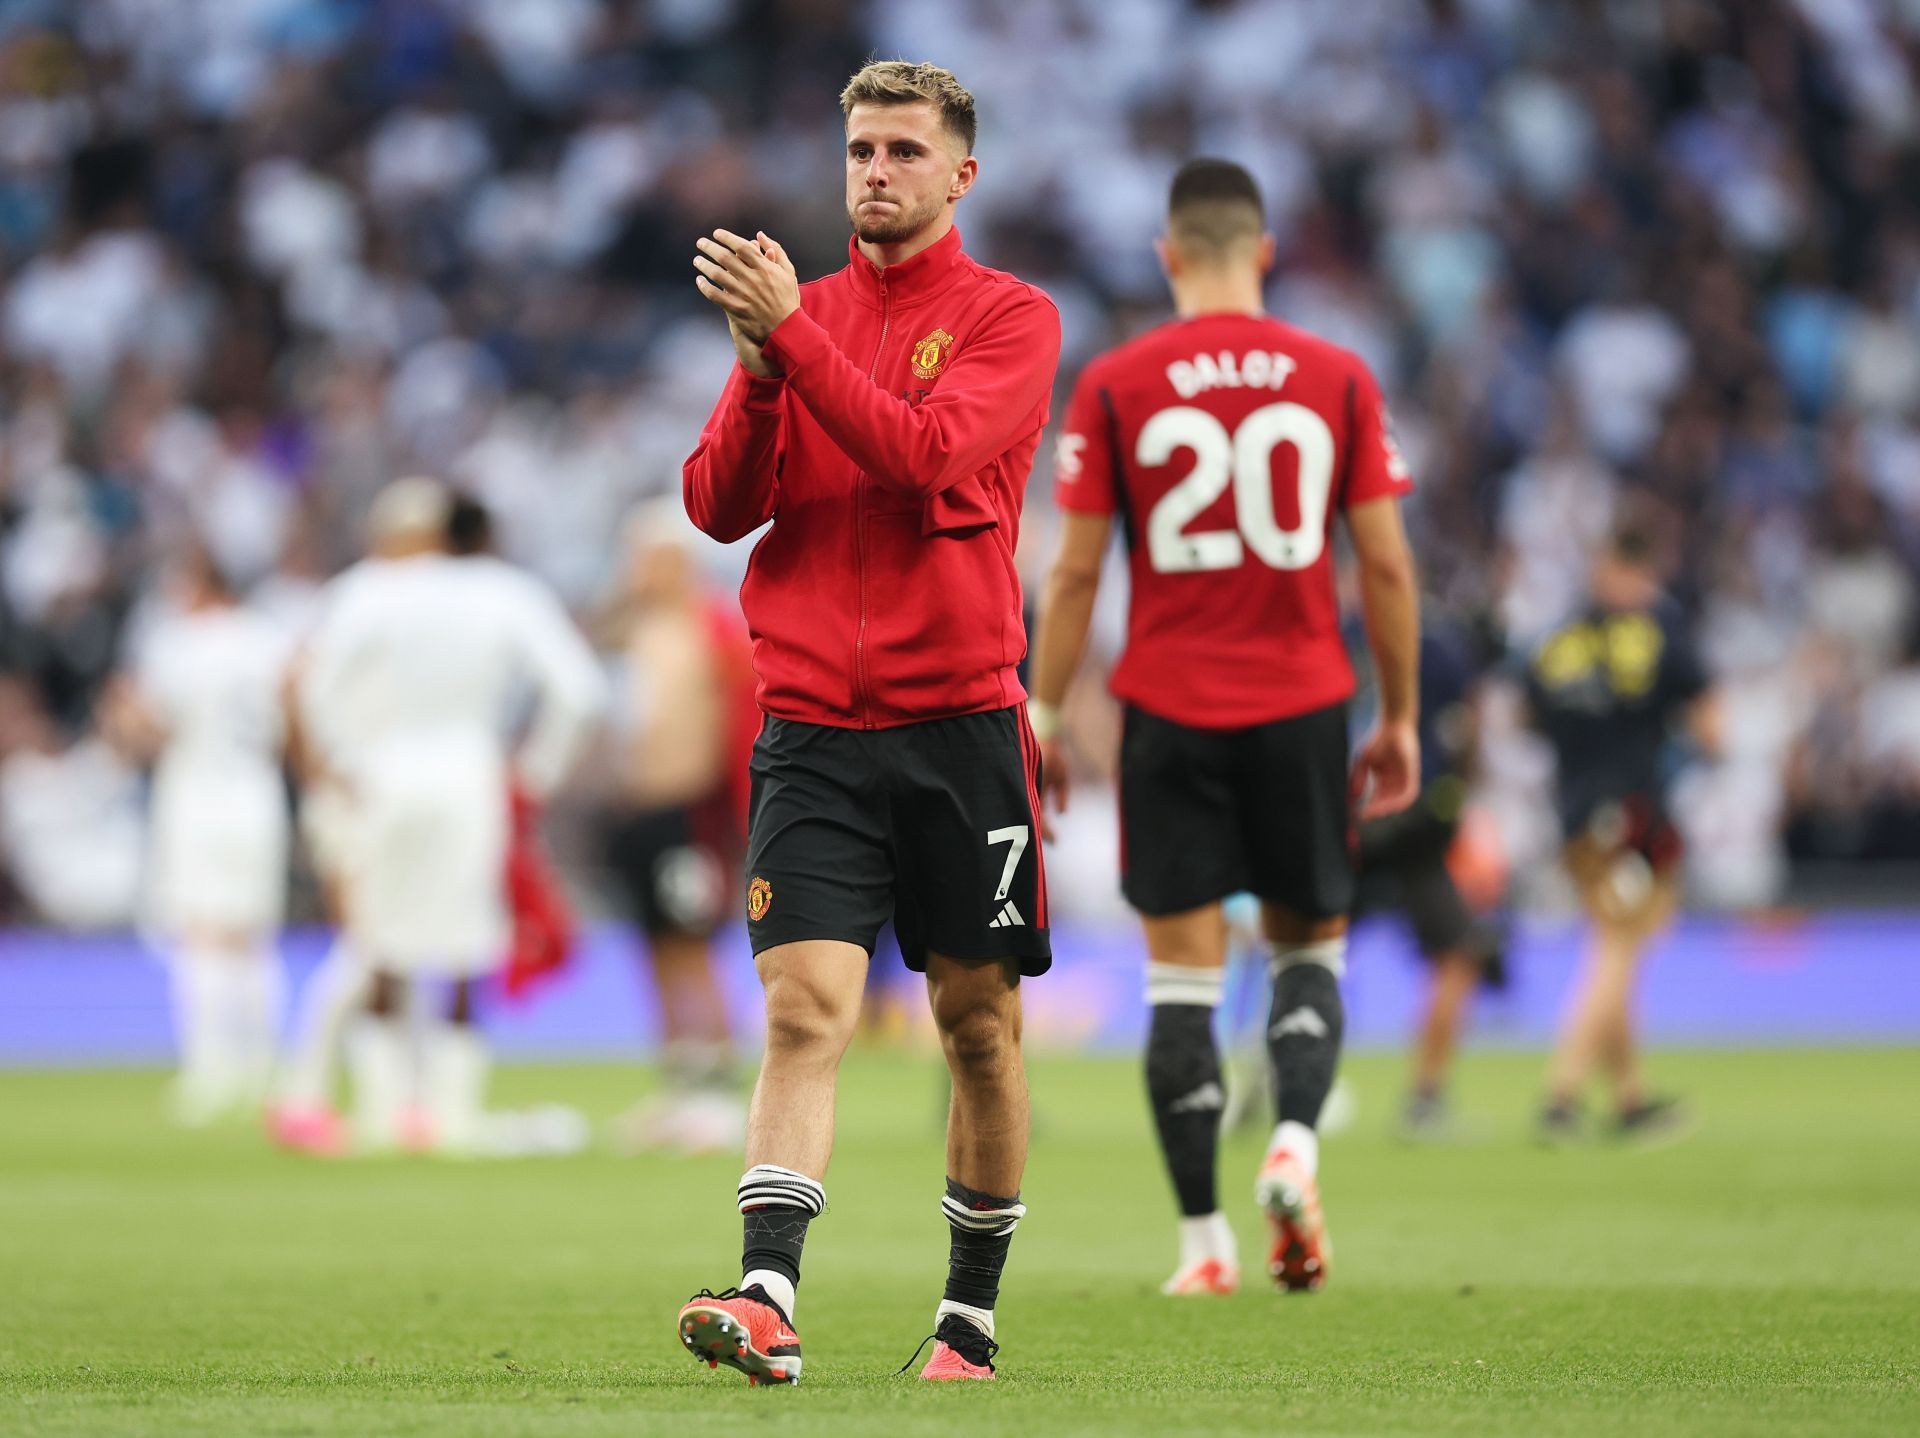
[2,1047,1916,1436]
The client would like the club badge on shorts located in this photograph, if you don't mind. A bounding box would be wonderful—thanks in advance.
[911,328,956,380]
[747,876,772,922]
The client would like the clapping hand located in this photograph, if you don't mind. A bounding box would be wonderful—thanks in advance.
[694,229,800,377]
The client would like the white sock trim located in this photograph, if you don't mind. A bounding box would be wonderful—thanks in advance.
[935,1298,995,1342]
[738,1164,826,1217]
[1177,1212,1238,1270]
[941,1190,1026,1236]
[1146,962,1225,1007]
[1268,1119,1320,1177]
[742,1269,796,1320]
[1268,936,1347,979]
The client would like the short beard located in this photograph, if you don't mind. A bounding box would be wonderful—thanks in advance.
[848,193,943,246]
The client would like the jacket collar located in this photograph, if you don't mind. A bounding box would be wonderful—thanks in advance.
[842,226,965,308]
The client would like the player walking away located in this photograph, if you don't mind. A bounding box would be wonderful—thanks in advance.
[1351,613,1507,1138]
[269,494,582,1156]
[444,494,581,1006]
[299,477,605,1154]
[604,504,758,1156]
[1030,159,1420,1297]
[1528,526,1720,1143]
[102,548,293,1126]
[675,61,1060,1384]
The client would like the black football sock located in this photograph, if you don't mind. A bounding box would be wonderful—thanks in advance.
[1267,943,1347,1130]
[738,1165,825,1314]
[1145,1002,1224,1217]
[940,1177,1026,1318]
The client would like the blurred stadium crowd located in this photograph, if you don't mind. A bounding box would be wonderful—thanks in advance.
[1,0,1917,929]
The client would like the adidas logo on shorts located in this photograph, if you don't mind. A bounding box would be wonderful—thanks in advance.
[987,900,1026,929]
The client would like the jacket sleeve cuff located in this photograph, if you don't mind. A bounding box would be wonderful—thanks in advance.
[761,308,835,373]
[737,367,786,412]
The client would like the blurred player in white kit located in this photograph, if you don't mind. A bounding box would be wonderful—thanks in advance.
[107,549,294,1125]
[298,477,605,1152]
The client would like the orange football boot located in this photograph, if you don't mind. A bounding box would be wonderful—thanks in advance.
[1255,1148,1331,1292]
[913,1316,998,1381]
[677,1286,802,1385]
[1160,1256,1240,1296]
[264,1103,349,1157]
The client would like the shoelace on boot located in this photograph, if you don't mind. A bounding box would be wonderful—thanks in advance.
[683,1284,793,1328]
[894,1316,999,1374]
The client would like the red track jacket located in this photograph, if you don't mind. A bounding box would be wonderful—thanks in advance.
[683,228,1061,729]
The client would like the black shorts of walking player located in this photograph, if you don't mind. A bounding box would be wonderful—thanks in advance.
[743,706,1051,975]
[603,803,737,942]
[1356,791,1505,983]
[1120,701,1355,919]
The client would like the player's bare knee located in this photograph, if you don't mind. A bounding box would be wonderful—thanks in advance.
[1143,930,1221,971]
[366,971,402,1017]
[761,996,855,1062]
[928,969,1017,1070]
[1262,904,1348,949]
[938,1001,1015,1075]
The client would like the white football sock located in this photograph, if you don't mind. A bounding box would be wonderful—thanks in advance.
[230,944,284,1104]
[422,1023,490,1153]
[278,936,369,1109]
[742,1269,797,1319]
[168,947,235,1116]
[347,1015,411,1147]
[1270,1119,1319,1177]
[936,1298,995,1342]
[1178,1211,1238,1270]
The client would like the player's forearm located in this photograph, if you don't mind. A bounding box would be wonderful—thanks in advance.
[518,646,609,800]
[518,693,602,800]
[762,306,1058,501]
[1358,553,1420,725]
[683,370,785,542]
[1030,565,1101,714]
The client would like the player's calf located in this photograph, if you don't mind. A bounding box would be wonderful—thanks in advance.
[1258,935,1345,1292]
[1145,961,1240,1295]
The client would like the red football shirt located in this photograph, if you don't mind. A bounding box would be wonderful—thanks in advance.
[1055,312,1411,729]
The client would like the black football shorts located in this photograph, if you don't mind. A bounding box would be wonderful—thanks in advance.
[1120,701,1354,920]
[1357,799,1476,960]
[742,707,1051,975]
[604,803,735,941]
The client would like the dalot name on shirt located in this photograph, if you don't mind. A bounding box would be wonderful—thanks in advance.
[1166,350,1299,399]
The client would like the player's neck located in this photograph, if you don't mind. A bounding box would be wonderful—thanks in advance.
[856,212,955,271]
[1171,272,1264,320]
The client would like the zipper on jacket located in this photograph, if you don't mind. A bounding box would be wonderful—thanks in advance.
[855,272,892,730]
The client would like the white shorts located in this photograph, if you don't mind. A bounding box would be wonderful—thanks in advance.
[344,745,508,975]
[148,761,289,936]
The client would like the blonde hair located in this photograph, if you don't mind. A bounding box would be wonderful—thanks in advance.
[839,61,977,155]
[367,475,451,546]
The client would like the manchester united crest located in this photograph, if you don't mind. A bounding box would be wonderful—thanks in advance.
[747,876,772,922]
[910,328,956,380]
